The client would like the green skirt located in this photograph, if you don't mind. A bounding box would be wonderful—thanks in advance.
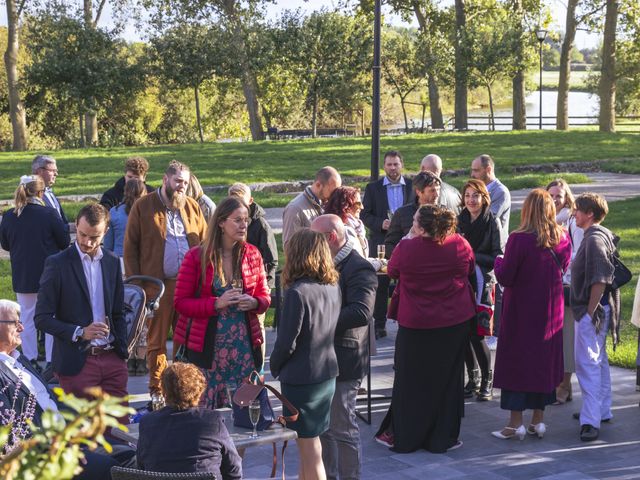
[281,378,336,438]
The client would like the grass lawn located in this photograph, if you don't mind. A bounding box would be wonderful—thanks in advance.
[1,130,640,202]
[509,196,640,369]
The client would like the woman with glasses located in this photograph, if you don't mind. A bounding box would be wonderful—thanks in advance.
[0,175,70,373]
[173,196,271,408]
[458,179,504,402]
[325,186,368,258]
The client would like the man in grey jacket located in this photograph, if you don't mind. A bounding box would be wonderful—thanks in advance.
[420,154,461,213]
[312,215,377,480]
[282,166,341,250]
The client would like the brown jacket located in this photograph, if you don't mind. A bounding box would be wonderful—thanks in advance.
[124,190,207,280]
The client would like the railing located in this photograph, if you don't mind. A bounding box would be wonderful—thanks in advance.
[447,115,640,131]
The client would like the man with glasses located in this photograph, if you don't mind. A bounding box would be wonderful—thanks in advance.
[31,155,68,228]
[124,161,207,400]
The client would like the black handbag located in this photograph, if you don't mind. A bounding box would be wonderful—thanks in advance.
[610,254,632,291]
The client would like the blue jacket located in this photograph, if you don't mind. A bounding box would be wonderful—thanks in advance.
[103,204,128,256]
[0,203,70,293]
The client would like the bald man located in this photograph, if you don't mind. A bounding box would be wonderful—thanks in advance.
[420,154,461,213]
[311,215,377,480]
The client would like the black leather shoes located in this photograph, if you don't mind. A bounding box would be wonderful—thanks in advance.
[375,329,387,339]
[580,424,599,441]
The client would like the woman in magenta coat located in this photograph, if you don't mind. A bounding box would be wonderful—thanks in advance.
[492,189,571,440]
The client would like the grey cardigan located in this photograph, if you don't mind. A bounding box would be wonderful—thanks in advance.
[270,278,341,385]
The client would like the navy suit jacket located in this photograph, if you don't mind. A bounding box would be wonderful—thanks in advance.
[43,189,69,226]
[34,245,128,376]
[360,176,413,252]
[137,407,242,478]
[0,203,70,293]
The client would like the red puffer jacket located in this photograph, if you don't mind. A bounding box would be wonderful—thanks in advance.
[173,244,271,353]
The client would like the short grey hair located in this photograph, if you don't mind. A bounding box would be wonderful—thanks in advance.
[31,155,56,173]
[0,300,20,320]
[475,154,494,169]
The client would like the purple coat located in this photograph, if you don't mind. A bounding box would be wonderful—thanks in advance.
[493,231,571,393]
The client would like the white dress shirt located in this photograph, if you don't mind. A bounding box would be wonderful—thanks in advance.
[0,350,59,413]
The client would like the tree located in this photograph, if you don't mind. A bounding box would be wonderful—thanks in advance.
[382,28,424,133]
[149,24,226,142]
[599,0,619,132]
[454,0,468,129]
[3,0,28,150]
[510,0,527,130]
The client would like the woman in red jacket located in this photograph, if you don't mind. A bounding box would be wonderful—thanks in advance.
[174,196,271,408]
[375,205,476,453]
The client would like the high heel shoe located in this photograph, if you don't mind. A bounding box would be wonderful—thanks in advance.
[491,425,526,440]
[527,422,546,439]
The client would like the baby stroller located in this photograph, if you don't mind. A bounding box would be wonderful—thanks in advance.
[123,275,165,376]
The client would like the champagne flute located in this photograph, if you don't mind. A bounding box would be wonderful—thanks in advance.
[387,210,393,221]
[231,277,243,292]
[249,400,261,438]
[377,244,386,260]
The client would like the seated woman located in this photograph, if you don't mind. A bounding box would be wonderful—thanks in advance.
[137,362,242,479]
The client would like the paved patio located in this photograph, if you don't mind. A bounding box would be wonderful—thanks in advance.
[127,321,640,479]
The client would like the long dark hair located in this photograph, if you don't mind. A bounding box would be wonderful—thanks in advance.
[123,179,147,215]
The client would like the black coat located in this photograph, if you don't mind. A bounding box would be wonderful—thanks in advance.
[34,246,128,376]
[137,407,242,479]
[99,176,155,210]
[0,203,70,293]
[335,250,377,381]
[457,209,504,285]
[360,176,413,252]
[384,201,418,258]
[247,202,278,289]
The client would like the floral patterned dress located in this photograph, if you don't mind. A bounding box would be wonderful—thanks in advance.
[202,279,255,409]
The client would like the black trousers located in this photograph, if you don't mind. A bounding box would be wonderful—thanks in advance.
[373,275,390,331]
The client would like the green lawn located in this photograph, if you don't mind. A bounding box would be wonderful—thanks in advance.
[509,196,640,369]
[2,130,640,202]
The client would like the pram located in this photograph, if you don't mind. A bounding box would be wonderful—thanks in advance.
[123,275,165,375]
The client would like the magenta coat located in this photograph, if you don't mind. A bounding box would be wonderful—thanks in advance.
[493,231,572,393]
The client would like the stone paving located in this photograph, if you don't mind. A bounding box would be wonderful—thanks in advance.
[127,321,640,480]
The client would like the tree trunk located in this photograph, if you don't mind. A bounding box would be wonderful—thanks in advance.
[599,0,618,133]
[557,0,579,130]
[83,0,99,146]
[511,0,527,130]
[428,74,444,129]
[454,0,468,130]
[79,112,85,148]
[311,93,318,138]
[400,97,410,133]
[487,83,495,131]
[360,109,365,136]
[194,85,204,143]
[421,104,427,133]
[4,0,28,151]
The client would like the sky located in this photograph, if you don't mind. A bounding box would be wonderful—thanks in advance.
[0,0,600,49]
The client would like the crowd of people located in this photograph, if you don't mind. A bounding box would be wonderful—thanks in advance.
[0,149,634,480]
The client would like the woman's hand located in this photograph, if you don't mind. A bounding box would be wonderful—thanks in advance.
[236,294,259,312]
[214,288,242,311]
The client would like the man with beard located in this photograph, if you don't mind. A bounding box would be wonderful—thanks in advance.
[124,161,207,398]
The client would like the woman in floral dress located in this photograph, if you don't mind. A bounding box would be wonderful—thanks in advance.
[174,196,271,408]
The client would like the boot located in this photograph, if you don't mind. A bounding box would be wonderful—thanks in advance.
[464,368,480,398]
[127,358,138,376]
[477,370,493,401]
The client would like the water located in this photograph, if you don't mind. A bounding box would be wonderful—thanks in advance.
[468,91,600,130]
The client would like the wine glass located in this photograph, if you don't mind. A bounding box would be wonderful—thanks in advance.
[231,278,243,292]
[377,244,386,260]
[249,400,261,438]
[387,210,393,221]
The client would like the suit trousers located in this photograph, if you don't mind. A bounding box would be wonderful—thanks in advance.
[575,306,612,428]
[320,378,362,480]
[16,293,53,362]
[147,278,178,394]
[373,276,390,332]
[58,351,128,402]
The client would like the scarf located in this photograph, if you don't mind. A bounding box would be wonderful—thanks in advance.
[303,186,323,213]
[458,206,492,251]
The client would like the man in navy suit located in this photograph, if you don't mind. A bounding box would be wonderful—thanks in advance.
[0,299,128,479]
[35,204,128,402]
[360,150,413,338]
[31,155,69,227]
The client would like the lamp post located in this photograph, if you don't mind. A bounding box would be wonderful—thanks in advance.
[535,28,547,130]
[371,0,381,181]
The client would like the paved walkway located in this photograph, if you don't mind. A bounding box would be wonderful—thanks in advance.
[263,172,640,234]
[127,323,640,479]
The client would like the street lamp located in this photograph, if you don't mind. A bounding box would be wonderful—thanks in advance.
[371,0,381,181]
[535,28,547,130]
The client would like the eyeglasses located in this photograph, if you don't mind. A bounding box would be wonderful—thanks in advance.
[0,320,22,327]
[40,168,58,174]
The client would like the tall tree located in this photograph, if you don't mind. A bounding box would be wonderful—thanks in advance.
[3,0,28,150]
[454,0,468,129]
[143,0,266,140]
[556,0,580,129]
[599,0,619,132]
[510,0,527,130]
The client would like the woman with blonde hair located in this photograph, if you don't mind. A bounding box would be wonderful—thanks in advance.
[186,173,216,222]
[0,175,69,372]
[546,178,584,403]
[173,196,271,408]
[270,229,341,480]
[492,189,572,440]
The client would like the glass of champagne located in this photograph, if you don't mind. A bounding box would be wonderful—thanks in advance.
[231,277,243,292]
[387,210,393,221]
[249,400,261,438]
[377,244,386,260]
